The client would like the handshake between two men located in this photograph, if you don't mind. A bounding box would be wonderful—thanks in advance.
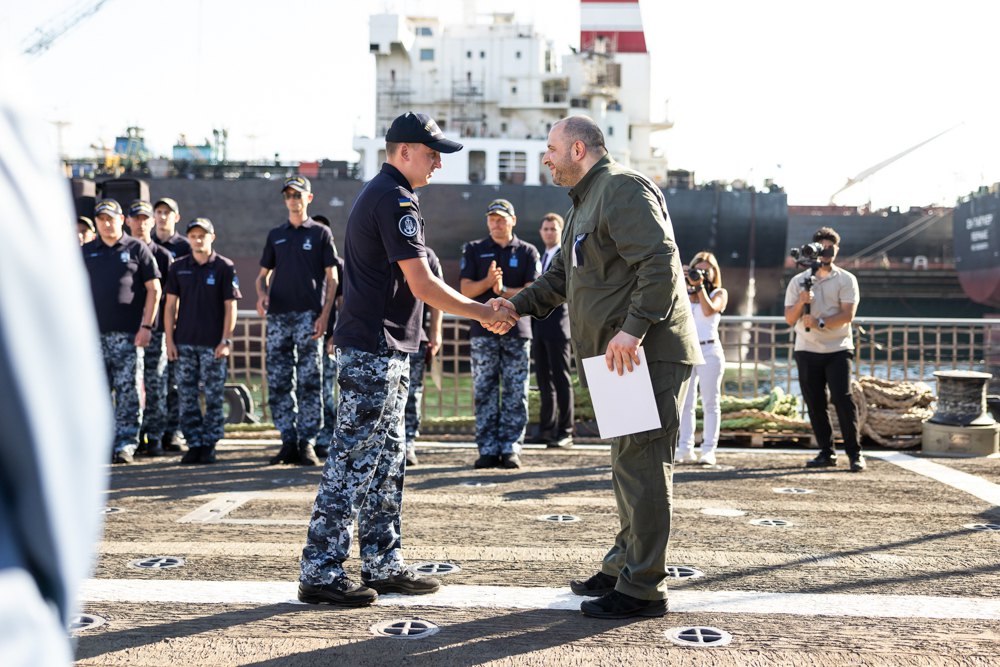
[479,297,520,334]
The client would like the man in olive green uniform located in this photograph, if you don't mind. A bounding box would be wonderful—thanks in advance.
[500,115,701,619]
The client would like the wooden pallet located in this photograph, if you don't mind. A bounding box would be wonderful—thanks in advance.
[719,430,815,447]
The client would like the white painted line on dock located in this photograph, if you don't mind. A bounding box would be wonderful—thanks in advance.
[79,579,1000,620]
[869,452,1000,506]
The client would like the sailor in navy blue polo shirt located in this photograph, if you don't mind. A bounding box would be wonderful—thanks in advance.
[256,175,339,467]
[299,112,518,608]
[460,198,541,469]
[128,200,174,457]
[152,196,190,453]
[82,198,162,464]
[164,218,241,465]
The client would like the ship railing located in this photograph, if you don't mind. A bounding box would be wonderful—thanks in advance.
[227,313,999,424]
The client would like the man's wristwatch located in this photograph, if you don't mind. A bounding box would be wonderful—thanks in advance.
[818,318,826,329]
[141,324,153,330]
[222,338,233,346]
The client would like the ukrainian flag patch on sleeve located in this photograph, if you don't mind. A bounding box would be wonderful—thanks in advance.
[398,198,412,208]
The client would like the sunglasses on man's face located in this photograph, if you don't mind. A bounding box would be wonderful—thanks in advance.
[283,191,303,200]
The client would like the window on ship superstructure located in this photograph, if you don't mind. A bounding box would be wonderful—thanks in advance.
[420,49,434,61]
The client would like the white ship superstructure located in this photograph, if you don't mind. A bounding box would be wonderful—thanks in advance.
[353,0,672,185]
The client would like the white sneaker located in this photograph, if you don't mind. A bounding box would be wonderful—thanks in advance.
[698,451,717,466]
[676,447,697,464]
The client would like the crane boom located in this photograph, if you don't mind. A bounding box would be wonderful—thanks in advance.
[22,0,114,57]
[828,123,963,204]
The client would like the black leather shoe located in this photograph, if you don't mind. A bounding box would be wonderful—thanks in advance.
[850,456,867,472]
[298,442,320,466]
[180,448,201,464]
[163,432,187,452]
[547,436,574,449]
[501,453,522,469]
[145,442,165,457]
[314,444,330,458]
[112,449,134,464]
[199,446,218,464]
[474,454,501,469]
[363,569,440,595]
[570,571,616,596]
[806,453,838,468]
[580,590,667,619]
[298,579,377,607]
[269,441,300,465]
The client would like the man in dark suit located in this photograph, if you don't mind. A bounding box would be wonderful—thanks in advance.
[531,213,574,448]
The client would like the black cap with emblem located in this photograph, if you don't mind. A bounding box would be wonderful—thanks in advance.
[385,112,463,154]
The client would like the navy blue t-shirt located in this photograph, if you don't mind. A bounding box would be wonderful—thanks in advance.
[165,253,242,347]
[259,218,337,314]
[324,255,345,340]
[154,232,191,259]
[460,235,540,339]
[334,163,426,354]
[82,235,161,334]
[147,241,173,331]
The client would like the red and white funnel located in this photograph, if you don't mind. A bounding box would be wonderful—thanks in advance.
[579,0,647,54]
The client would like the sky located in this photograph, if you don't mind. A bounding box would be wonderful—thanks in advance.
[3,0,999,210]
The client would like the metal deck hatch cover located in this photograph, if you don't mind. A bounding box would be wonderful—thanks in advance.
[773,487,814,494]
[129,556,185,569]
[70,614,106,632]
[412,562,462,576]
[665,565,704,581]
[964,523,1000,531]
[371,618,440,639]
[537,514,580,522]
[700,508,746,517]
[750,518,793,527]
[665,626,733,647]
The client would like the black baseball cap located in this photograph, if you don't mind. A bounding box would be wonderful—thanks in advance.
[486,198,515,219]
[94,199,122,217]
[186,218,215,234]
[128,199,154,218]
[385,112,463,153]
[282,175,311,193]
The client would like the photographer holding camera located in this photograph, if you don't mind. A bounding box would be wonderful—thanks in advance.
[678,251,728,466]
[784,227,865,472]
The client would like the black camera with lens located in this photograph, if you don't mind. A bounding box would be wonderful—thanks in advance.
[686,267,714,294]
[789,242,833,267]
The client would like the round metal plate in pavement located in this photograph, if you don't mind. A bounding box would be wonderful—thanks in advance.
[964,523,1000,531]
[411,561,462,576]
[750,518,793,527]
[665,626,733,647]
[129,556,185,570]
[69,614,106,632]
[773,487,814,494]
[701,508,746,517]
[271,477,309,485]
[101,507,125,515]
[538,514,580,523]
[371,618,440,639]
[460,481,497,488]
[665,565,704,581]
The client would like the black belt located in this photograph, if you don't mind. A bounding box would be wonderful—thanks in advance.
[699,339,716,345]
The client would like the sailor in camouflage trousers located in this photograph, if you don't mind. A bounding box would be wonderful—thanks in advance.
[265,312,323,449]
[301,339,409,584]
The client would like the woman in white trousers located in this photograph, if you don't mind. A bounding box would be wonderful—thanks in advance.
[678,251,728,466]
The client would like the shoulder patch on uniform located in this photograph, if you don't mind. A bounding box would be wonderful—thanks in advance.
[398,197,412,208]
[398,214,419,238]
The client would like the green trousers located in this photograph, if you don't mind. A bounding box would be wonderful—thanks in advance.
[601,360,691,600]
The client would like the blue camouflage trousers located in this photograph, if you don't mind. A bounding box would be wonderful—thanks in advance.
[266,311,322,444]
[100,332,143,454]
[176,345,228,449]
[141,330,168,443]
[317,347,339,448]
[404,341,428,454]
[470,335,531,456]
[300,337,410,583]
